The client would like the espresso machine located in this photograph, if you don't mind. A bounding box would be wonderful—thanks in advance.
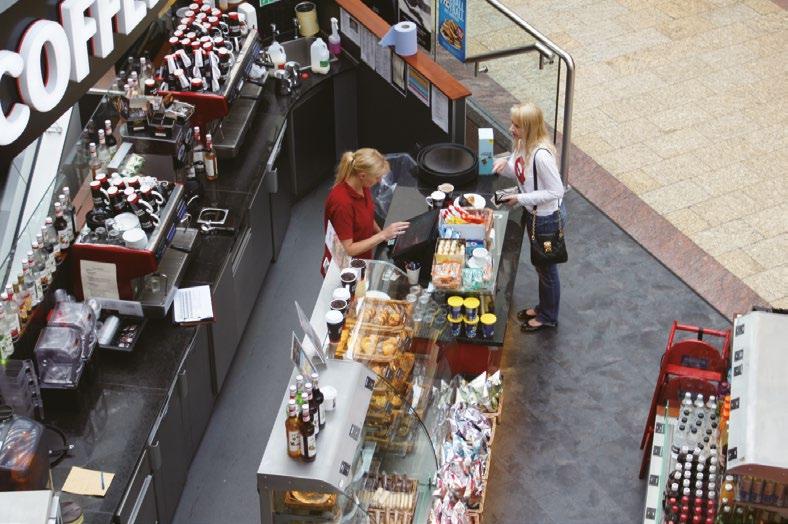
[70,183,198,318]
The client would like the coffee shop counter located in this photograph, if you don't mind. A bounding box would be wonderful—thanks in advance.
[379,173,526,375]
[40,56,358,524]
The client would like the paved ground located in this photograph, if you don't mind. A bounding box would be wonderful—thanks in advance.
[462,0,788,307]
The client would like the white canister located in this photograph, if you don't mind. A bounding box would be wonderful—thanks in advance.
[322,385,337,411]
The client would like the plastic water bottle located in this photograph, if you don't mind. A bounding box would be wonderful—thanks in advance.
[310,38,330,74]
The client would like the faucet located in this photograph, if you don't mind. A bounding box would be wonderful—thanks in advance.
[270,23,279,41]
[293,17,300,38]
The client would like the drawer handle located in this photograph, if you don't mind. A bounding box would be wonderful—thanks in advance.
[149,441,161,471]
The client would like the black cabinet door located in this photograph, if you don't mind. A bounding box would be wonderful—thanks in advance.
[115,450,154,524]
[149,380,189,524]
[210,257,240,393]
[232,173,273,334]
[183,325,214,458]
[270,129,292,262]
[128,475,157,524]
[288,82,336,199]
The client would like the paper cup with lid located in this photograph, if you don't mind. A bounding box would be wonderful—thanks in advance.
[463,296,480,321]
[447,314,463,337]
[480,313,497,338]
[464,315,479,338]
[447,296,464,320]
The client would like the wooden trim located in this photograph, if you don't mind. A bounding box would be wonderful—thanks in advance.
[335,0,472,101]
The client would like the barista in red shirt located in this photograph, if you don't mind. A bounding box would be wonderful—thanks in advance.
[322,148,409,274]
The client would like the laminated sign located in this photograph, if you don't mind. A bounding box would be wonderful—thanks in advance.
[438,0,467,61]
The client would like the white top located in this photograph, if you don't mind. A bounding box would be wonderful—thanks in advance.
[499,147,564,216]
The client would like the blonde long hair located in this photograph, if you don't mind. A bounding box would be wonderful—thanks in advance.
[511,103,557,158]
[334,148,390,186]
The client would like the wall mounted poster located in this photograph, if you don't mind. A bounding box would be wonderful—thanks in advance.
[392,54,407,95]
[398,0,433,52]
[438,0,467,61]
[407,65,430,106]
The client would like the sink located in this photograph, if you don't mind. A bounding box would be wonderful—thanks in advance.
[280,37,318,70]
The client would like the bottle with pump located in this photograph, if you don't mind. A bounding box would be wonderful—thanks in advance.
[310,38,330,74]
[328,17,341,56]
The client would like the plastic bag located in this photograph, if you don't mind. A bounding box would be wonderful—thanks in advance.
[372,153,418,220]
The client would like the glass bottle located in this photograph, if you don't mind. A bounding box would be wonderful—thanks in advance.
[299,404,316,462]
[42,218,61,267]
[311,372,325,429]
[30,243,49,291]
[1,292,20,342]
[89,143,103,177]
[304,383,318,436]
[54,203,73,256]
[192,126,206,178]
[104,120,117,156]
[0,307,13,360]
[59,192,76,236]
[22,261,41,308]
[295,374,304,405]
[10,283,28,326]
[285,399,301,459]
[204,133,218,181]
[97,129,112,165]
[288,385,297,405]
[139,56,154,82]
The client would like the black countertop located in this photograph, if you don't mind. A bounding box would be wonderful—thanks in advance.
[382,173,525,347]
[42,56,354,523]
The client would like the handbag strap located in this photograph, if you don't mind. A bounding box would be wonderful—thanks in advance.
[530,148,563,241]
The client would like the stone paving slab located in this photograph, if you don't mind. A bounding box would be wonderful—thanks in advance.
[461,0,787,307]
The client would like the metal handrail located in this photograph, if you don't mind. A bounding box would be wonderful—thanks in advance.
[463,0,575,184]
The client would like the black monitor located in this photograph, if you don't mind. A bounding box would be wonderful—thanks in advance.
[391,209,439,280]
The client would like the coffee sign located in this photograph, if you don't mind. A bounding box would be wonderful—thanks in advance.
[0,0,168,158]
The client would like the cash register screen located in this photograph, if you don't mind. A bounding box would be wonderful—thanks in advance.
[391,209,439,258]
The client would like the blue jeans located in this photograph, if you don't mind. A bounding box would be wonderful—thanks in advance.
[525,205,566,326]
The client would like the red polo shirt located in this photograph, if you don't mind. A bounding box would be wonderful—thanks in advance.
[322,182,376,274]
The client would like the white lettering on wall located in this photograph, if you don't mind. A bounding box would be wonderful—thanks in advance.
[18,20,71,112]
[0,51,30,146]
[89,0,121,58]
[117,0,148,35]
[61,0,98,82]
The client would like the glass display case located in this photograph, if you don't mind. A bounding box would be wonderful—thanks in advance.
[259,260,458,524]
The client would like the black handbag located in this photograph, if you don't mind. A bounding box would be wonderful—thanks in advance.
[529,149,568,266]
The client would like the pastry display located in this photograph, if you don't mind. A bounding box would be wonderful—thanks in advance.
[283,491,337,511]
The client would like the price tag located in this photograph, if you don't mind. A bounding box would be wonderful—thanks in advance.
[648,475,659,486]
[735,323,745,335]
[339,461,350,476]
[734,349,744,361]
[655,422,664,434]
[733,365,743,377]
[364,376,375,391]
[645,508,656,520]
[728,447,738,461]
[349,424,361,441]
[652,445,661,457]
[731,397,740,410]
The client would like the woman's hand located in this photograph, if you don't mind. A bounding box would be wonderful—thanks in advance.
[379,221,410,241]
[493,157,508,174]
[500,194,519,208]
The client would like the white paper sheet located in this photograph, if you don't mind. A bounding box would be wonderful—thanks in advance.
[339,8,360,46]
[374,44,392,83]
[173,285,214,323]
[80,260,119,300]
[392,53,406,94]
[431,84,449,133]
[360,26,376,67]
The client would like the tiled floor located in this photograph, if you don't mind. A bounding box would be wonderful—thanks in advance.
[463,0,788,307]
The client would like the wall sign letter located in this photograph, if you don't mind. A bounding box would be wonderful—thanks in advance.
[0,51,30,146]
[89,0,121,57]
[19,20,71,112]
[61,0,98,82]
[117,0,148,35]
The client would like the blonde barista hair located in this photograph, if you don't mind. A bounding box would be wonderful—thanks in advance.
[335,148,390,186]
[510,103,557,158]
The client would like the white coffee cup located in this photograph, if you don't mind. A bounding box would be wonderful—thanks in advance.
[430,190,446,208]
[332,287,351,301]
[122,227,148,249]
[437,183,454,194]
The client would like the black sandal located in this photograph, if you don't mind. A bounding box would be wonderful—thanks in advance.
[521,319,556,333]
[516,307,538,321]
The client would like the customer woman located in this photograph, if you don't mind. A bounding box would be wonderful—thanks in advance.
[493,103,566,332]
[322,148,409,274]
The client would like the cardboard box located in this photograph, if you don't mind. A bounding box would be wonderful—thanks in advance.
[478,128,494,175]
